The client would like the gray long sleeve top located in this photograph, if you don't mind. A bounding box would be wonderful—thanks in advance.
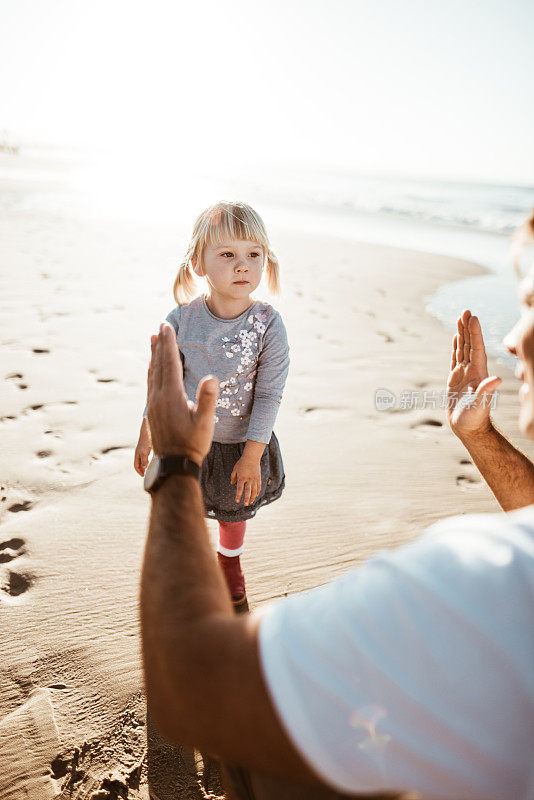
[144,296,289,445]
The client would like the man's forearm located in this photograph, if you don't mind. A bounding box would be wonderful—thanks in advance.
[459,422,534,511]
[141,477,233,731]
[140,475,313,780]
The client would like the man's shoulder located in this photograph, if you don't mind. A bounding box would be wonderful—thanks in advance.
[260,506,534,661]
[387,506,534,609]
[423,505,534,556]
[312,506,534,616]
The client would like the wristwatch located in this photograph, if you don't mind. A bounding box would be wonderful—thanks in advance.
[144,455,201,494]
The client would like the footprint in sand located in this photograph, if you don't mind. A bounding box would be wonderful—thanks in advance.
[91,445,131,462]
[100,445,130,454]
[44,429,62,439]
[20,400,78,418]
[0,538,26,564]
[299,406,351,420]
[0,538,34,600]
[410,418,444,438]
[456,458,481,490]
[411,418,443,430]
[6,373,28,390]
[36,450,53,459]
[456,475,481,490]
[2,571,34,597]
[7,500,34,513]
[377,331,395,344]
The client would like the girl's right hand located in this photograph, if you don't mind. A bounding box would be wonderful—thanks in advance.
[134,439,152,476]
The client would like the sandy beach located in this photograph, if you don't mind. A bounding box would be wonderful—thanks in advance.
[1,200,532,799]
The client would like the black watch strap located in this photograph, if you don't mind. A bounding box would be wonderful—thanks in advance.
[161,455,201,481]
[145,454,201,494]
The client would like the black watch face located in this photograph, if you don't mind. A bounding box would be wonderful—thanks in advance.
[144,456,161,492]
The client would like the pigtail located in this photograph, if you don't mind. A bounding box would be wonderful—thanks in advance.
[173,249,198,305]
[265,248,281,295]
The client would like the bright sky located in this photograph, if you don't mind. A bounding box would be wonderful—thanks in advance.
[1,0,533,183]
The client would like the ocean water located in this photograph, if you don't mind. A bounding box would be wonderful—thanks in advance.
[2,147,533,366]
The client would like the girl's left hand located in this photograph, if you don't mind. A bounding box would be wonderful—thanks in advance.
[231,456,261,506]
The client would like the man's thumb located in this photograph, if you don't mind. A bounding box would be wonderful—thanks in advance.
[196,375,219,417]
[477,375,502,400]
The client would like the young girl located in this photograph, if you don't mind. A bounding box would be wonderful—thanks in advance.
[134,201,289,612]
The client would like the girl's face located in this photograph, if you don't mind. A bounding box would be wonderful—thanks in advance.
[193,239,264,300]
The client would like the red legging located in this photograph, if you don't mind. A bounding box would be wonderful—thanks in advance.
[217,520,246,556]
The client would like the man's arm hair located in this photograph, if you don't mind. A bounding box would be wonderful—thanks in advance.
[458,422,534,511]
[140,474,318,783]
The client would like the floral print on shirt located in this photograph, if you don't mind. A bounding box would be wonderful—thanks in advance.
[215,309,268,420]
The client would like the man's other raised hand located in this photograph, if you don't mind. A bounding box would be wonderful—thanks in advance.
[447,309,502,439]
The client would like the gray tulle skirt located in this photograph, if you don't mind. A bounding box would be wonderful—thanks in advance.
[201,432,285,522]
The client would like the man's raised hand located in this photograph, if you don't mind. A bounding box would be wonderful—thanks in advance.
[446,309,501,439]
[147,323,219,466]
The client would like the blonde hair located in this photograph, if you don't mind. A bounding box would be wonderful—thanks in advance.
[512,207,534,278]
[173,201,281,305]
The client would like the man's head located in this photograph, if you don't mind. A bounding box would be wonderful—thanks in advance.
[504,210,534,437]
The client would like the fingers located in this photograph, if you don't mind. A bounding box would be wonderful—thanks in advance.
[475,375,502,407]
[196,375,219,422]
[151,331,163,391]
[160,323,181,391]
[232,477,261,505]
[134,446,150,475]
[241,479,260,506]
[150,323,181,395]
[450,334,458,371]
[243,481,252,506]
[456,316,465,364]
[456,309,470,364]
[447,363,464,390]
[468,314,488,371]
[462,309,471,363]
[148,334,158,397]
[252,479,260,504]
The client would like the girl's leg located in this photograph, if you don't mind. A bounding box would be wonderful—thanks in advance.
[217,521,248,611]
[217,520,246,556]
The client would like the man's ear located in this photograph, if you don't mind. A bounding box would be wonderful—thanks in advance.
[191,256,203,277]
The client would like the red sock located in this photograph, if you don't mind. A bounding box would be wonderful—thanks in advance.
[217,520,246,556]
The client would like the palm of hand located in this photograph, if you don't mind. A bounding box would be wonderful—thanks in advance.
[446,310,498,435]
[447,359,488,431]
